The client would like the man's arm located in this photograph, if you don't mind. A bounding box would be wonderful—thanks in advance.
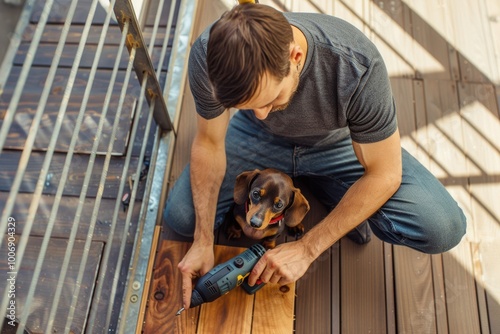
[248,129,402,285]
[178,110,230,309]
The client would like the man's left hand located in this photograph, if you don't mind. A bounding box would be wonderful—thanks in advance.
[247,240,313,286]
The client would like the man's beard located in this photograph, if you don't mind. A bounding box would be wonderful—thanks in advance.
[270,71,300,112]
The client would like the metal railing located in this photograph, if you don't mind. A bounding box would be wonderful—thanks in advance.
[0,0,197,332]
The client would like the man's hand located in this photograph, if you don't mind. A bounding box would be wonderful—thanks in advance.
[247,241,314,286]
[178,242,214,309]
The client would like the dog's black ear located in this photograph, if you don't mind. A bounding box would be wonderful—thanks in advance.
[284,188,310,227]
[233,169,261,205]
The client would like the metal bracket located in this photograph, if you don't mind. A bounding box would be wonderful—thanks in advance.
[113,0,173,132]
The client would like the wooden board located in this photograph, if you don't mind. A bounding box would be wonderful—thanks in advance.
[14,43,171,71]
[144,241,295,333]
[341,237,387,333]
[0,236,103,333]
[458,82,500,333]
[0,192,141,241]
[31,0,120,25]
[22,24,174,48]
[0,66,135,155]
[293,179,336,334]
[0,151,145,199]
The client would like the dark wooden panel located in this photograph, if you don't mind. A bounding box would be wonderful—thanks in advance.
[22,24,174,48]
[0,237,103,334]
[341,238,387,333]
[0,192,141,242]
[145,0,180,27]
[0,66,135,154]
[31,0,119,25]
[0,151,146,199]
[293,179,335,334]
[14,43,171,71]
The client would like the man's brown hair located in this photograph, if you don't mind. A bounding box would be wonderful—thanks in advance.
[207,4,293,108]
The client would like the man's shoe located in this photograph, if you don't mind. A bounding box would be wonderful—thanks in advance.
[346,221,371,244]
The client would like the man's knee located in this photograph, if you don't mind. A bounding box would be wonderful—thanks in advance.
[416,206,467,254]
[163,199,195,237]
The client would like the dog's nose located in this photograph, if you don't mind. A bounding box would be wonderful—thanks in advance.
[250,216,263,228]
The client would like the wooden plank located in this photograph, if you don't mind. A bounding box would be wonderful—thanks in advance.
[148,241,296,333]
[422,80,481,333]
[445,0,496,83]
[392,77,441,333]
[457,82,500,333]
[143,241,198,333]
[252,282,295,334]
[14,42,171,71]
[0,192,141,242]
[403,0,458,80]
[442,242,481,333]
[145,0,180,27]
[196,245,254,334]
[31,0,120,25]
[341,238,386,333]
[383,242,396,334]
[394,246,437,333]
[0,236,103,333]
[22,24,174,48]
[485,0,500,85]
[369,0,415,78]
[293,180,335,334]
[0,151,145,199]
[0,66,135,155]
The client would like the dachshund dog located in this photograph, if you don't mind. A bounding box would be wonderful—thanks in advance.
[226,168,310,249]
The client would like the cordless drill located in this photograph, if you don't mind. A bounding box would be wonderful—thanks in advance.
[176,244,266,315]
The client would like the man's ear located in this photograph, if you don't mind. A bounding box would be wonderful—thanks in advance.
[289,43,303,67]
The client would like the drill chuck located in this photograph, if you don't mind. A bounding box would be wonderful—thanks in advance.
[189,244,266,308]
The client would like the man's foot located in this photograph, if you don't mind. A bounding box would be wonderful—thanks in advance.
[346,221,371,244]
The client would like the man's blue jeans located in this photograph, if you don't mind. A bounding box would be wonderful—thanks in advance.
[163,111,466,254]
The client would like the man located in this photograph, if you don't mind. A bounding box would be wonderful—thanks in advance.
[164,4,466,310]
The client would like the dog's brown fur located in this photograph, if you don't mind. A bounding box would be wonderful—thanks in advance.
[226,168,310,249]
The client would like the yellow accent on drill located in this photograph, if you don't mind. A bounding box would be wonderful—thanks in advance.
[238,0,257,4]
[237,273,251,286]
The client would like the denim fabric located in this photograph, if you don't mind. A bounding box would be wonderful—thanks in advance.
[164,112,466,254]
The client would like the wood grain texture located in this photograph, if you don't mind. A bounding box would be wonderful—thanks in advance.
[341,237,387,333]
[0,151,145,198]
[0,237,103,334]
[143,241,199,334]
[0,66,135,154]
[196,245,254,334]
[0,192,141,241]
[394,246,437,333]
[252,282,295,334]
[293,179,335,334]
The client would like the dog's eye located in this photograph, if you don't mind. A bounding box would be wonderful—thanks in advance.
[251,190,260,200]
[274,201,284,210]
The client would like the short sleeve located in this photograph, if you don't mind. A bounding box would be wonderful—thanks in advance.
[346,57,397,143]
[188,34,226,119]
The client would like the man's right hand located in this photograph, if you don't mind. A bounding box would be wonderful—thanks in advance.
[178,241,215,310]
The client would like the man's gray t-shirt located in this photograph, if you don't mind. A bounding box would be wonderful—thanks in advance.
[188,12,397,147]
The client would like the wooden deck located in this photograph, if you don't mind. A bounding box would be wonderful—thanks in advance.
[159,0,500,333]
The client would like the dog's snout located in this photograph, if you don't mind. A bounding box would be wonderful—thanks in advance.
[250,216,263,228]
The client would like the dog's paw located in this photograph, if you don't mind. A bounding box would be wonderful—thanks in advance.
[227,224,242,240]
[262,239,277,249]
[286,223,305,239]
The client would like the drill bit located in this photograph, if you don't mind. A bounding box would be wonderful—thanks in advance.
[176,307,185,316]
